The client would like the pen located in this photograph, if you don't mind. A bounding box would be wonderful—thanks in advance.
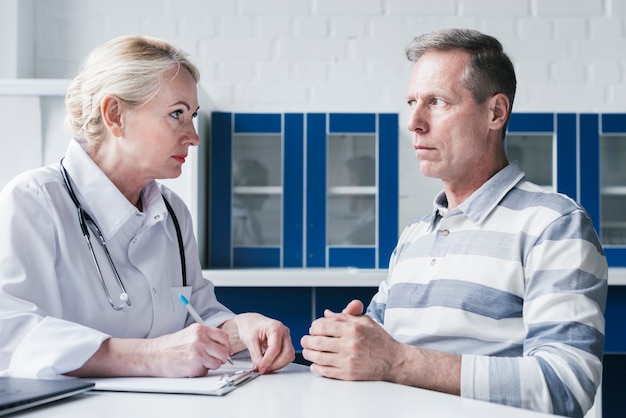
[179,294,234,366]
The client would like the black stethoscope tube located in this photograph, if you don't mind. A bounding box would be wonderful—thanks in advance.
[59,159,187,310]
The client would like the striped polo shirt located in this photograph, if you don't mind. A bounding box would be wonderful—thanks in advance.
[366,163,608,418]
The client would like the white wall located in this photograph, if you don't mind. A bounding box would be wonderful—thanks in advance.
[3,0,626,230]
[0,0,35,78]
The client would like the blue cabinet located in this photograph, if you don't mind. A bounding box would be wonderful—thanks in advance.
[207,111,626,268]
[208,112,398,269]
[579,114,626,267]
[506,112,626,267]
[505,113,577,198]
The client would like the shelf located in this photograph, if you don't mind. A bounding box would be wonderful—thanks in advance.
[602,222,626,229]
[608,268,626,285]
[204,268,387,287]
[204,267,626,287]
[233,186,282,195]
[0,78,70,95]
[328,186,377,195]
[601,186,626,196]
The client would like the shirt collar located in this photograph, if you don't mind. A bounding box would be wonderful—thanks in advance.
[430,162,526,226]
[62,138,169,240]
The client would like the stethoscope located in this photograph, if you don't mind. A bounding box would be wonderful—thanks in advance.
[59,159,186,311]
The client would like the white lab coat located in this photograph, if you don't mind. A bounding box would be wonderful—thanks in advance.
[0,138,234,378]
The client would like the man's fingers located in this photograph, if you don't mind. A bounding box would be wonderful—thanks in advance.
[342,300,364,316]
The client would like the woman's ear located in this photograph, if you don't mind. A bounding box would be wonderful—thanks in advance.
[101,94,124,137]
[488,93,510,131]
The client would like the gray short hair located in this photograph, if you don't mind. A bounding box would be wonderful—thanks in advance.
[406,28,516,137]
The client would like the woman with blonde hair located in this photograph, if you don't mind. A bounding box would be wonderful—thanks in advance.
[0,35,294,379]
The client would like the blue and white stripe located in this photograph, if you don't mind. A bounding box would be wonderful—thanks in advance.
[367,163,607,418]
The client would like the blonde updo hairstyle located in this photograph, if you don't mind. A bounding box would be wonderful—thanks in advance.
[65,35,200,152]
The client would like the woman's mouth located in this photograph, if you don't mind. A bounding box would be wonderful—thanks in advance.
[172,155,187,164]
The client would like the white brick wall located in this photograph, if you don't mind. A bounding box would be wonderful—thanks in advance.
[31,0,626,115]
[4,0,626,229]
[535,0,604,16]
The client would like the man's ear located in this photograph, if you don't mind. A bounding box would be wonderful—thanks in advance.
[488,93,510,131]
[101,94,124,137]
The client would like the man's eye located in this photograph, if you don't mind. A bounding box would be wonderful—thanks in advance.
[407,100,416,107]
[432,98,444,106]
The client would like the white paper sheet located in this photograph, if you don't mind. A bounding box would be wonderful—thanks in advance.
[88,366,258,396]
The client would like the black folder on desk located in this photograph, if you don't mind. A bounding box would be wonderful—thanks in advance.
[0,377,94,416]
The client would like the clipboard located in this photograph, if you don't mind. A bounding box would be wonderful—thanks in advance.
[89,368,259,396]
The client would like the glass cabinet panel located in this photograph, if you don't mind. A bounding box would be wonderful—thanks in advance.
[209,112,287,268]
[327,134,377,246]
[600,135,626,245]
[579,113,626,266]
[505,134,554,190]
[232,134,282,246]
[306,113,398,269]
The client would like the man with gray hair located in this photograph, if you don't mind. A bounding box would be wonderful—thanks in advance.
[301,28,607,418]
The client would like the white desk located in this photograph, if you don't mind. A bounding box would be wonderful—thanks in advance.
[12,363,554,418]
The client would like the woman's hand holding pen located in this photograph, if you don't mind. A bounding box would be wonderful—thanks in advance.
[67,325,233,378]
[147,324,233,377]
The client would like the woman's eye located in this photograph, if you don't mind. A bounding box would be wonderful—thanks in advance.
[192,112,198,119]
[171,110,184,120]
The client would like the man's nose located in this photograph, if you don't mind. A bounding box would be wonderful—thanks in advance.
[407,106,426,133]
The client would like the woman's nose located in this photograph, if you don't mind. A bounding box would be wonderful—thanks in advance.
[187,123,200,146]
